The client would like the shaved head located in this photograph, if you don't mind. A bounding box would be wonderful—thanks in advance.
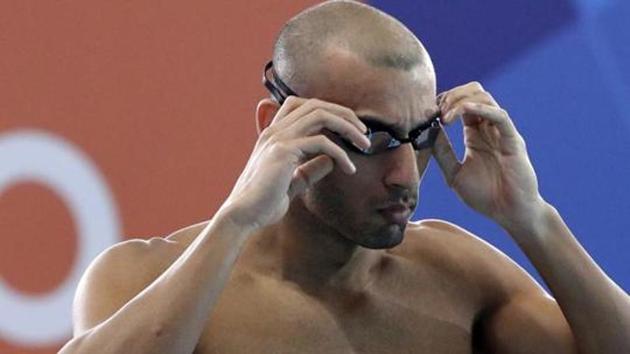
[272,0,434,95]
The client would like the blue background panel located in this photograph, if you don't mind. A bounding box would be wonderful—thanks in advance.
[369,0,630,291]
[371,0,577,90]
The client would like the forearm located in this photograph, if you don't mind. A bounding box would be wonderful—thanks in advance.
[505,203,630,353]
[60,208,254,354]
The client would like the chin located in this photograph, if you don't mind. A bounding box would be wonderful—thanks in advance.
[354,223,406,249]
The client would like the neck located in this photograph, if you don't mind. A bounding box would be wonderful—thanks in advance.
[252,200,384,297]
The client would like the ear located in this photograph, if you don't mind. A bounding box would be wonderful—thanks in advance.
[256,98,280,134]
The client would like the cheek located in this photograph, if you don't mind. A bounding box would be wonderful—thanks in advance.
[327,164,371,194]
[308,163,373,208]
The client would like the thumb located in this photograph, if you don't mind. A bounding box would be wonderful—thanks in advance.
[431,126,461,187]
[287,155,334,199]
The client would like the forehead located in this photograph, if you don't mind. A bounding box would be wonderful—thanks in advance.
[304,48,438,130]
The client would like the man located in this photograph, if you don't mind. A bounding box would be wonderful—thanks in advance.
[60,1,629,353]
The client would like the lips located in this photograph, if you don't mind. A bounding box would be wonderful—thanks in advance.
[377,204,412,225]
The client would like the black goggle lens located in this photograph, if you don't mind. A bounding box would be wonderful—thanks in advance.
[347,119,440,155]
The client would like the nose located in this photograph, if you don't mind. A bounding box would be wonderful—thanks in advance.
[381,143,420,192]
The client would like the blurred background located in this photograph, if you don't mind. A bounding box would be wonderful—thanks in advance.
[1,1,628,352]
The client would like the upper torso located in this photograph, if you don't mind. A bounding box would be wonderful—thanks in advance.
[100,221,536,354]
[113,219,538,354]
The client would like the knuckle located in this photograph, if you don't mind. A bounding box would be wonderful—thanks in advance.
[436,92,446,105]
[270,141,291,156]
[483,94,497,106]
[315,135,329,145]
[440,92,451,105]
[473,89,490,99]
[319,136,340,153]
[338,105,356,118]
[307,98,324,108]
[437,92,446,105]
[318,108,340,124]
[310,98,333,108]
[309,108,330,125]
[312,107,328,117]
[285,95,299,106]
[470,81,484,90]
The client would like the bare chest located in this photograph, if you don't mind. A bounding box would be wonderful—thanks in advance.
[194,261,481,354]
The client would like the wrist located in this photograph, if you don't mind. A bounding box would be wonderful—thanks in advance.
[215,201,264,236]
[499,197,557,240]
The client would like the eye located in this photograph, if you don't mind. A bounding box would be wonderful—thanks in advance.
[363,131,394,154]
[412,128,429,143]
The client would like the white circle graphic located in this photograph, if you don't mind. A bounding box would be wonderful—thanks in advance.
[0,130,121,346]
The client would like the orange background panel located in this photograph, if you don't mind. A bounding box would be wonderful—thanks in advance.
[0,1,321,353]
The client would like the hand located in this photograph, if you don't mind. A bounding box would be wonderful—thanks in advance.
[221,96,371,231]
[432,82,546,229]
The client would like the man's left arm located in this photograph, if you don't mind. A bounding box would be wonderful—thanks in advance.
[432,82,630,353]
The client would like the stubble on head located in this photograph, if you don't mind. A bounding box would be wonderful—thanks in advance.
[272,0,435,99]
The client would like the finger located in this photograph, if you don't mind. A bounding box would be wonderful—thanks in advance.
[287,155,334,199]
[277,97,367,133]
[442,90,497,115]
[438,82,498,112]
[441,99,485,127]
[446,102,519,139]
[431,126,461,187]
[290,135,356,174]
[437,82,478,107]
[271,95,308,125]
[288,109,371,150]
[436,91,447,105]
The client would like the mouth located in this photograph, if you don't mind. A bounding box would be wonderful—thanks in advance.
[377,204,413,226]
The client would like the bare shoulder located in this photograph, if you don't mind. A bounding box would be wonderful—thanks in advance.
[72,221,210,336]
[402,219,547,302]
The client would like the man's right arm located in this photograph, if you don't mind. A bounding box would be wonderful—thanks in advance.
[59,96,369,354]
[59,211,254,354]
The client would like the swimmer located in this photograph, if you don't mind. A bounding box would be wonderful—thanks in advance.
[60,1,630,353]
